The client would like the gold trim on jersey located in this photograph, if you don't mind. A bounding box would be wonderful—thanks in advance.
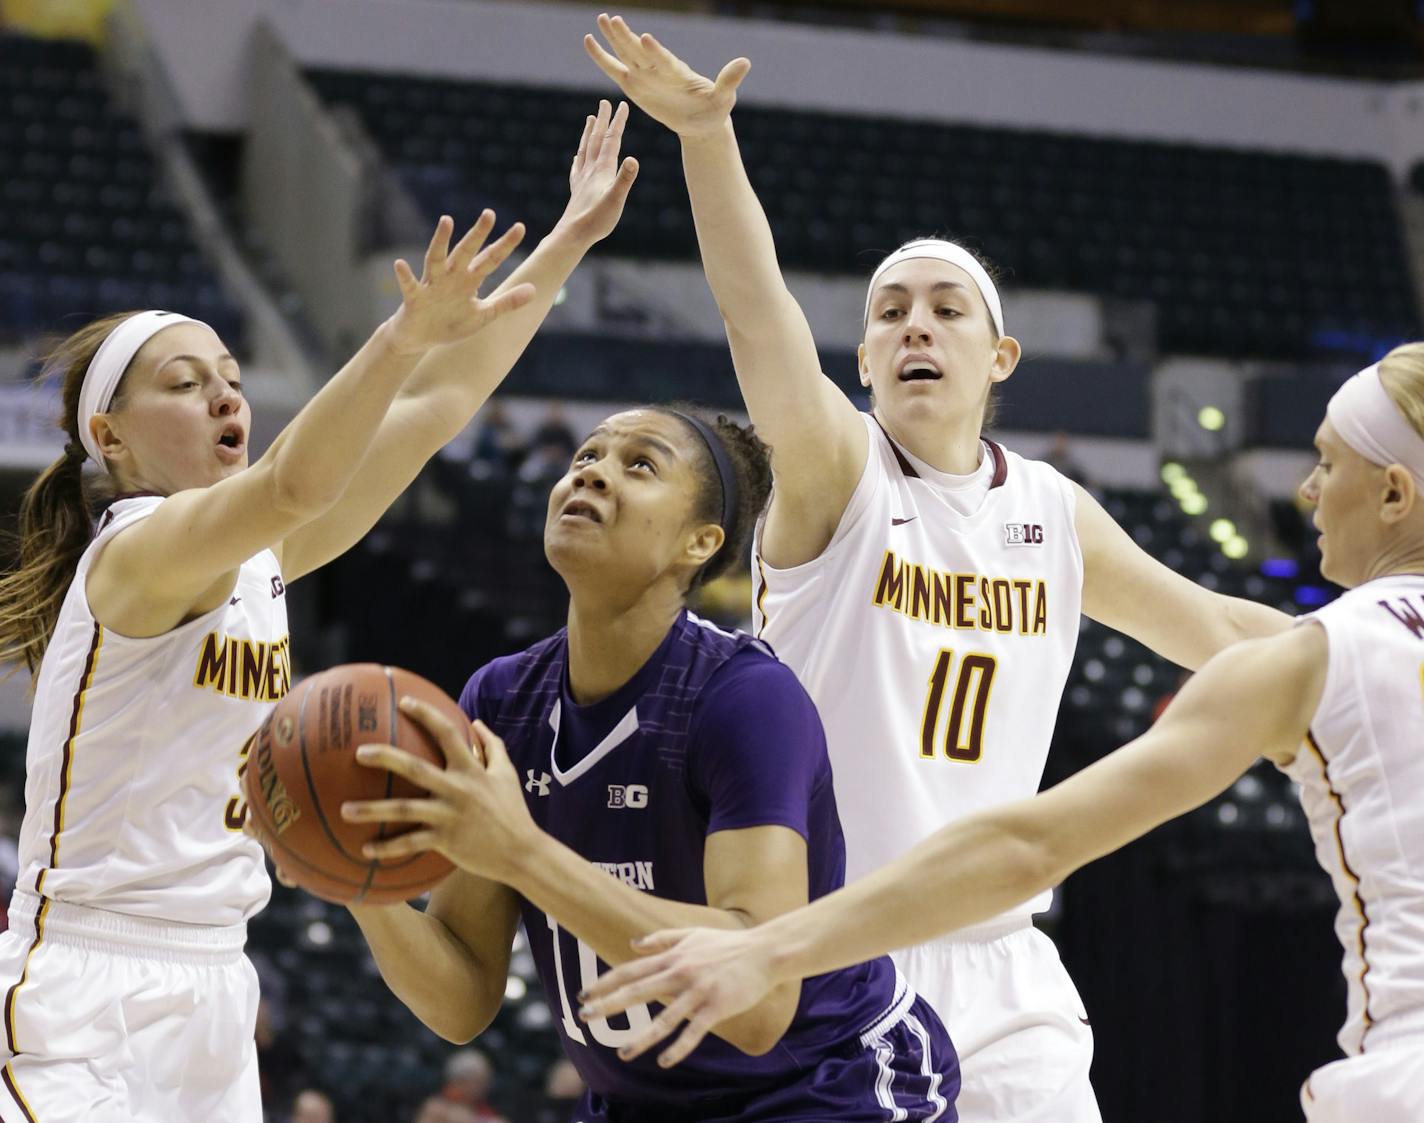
[2,897,52,1060]
[871,550,1049,635]
[754,556,770,640]
[1302,729,1374,1049]
[36,622,104,896]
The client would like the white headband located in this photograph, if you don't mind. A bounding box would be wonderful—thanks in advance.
[864,239,1005,337]
[1326,362,1424,484]
[78,310,209,470]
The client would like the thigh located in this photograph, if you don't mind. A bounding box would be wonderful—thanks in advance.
[125,954,262,1123]
[897,930,1100,1123]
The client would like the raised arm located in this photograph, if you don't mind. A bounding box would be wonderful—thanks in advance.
[579,624,1328,1065]
[347,703,806,1057]
[1074,482,1294,668]
[89,215,533,638]
[586,15,867,562]
[279,99,640,581]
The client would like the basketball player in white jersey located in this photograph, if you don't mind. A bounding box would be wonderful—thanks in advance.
[584,17,1291,1120]
[0,101,639,1123]
[581,344,1424,1123]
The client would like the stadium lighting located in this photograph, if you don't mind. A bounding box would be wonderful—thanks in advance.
[1223,536,1249,559]
[1180,493,1208,515]
[553,285,568,306]
[1169,476,1198,500]
[1198,406,1225,431]
[1160,461,1186,484]
[1209,518,1236,543]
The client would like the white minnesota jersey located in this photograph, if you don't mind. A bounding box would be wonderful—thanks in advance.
[754,414,1083,931]
[17,496,288,926]
[1283,574,1424,1055]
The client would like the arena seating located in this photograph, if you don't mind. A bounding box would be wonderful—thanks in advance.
[0,35,244,348]
[307,68,1419,361]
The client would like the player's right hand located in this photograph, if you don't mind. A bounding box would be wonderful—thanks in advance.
[576,925,779,1067]
[584,13,750,139]
[385,213,536,355]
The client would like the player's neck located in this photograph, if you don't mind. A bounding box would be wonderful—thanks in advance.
[875,409,984,476]
[563,590,684,705]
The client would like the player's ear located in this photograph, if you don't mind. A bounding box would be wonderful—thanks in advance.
[990,335,1020,383]
[1380,464,1416,523]
[685,523,724,570]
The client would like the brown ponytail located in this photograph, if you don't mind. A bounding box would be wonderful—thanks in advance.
[0,312,135,676]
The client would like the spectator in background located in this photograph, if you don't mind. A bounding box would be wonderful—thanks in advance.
[289,1088,336,1123]
[528,402,577,463]
[471,400,527,476]
[255,995,310,1115]
[412,1099,476,1123]
[437,1049,506,1123]
[1043,430,1093,488]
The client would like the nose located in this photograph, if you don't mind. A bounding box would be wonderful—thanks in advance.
[572,463,609,492]
[1298,470,1319,505]
[901,303,932,344]
[211,384,241,416]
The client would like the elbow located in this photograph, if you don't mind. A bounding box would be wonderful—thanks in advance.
[428,997,500,1046]
[265,457,341,521]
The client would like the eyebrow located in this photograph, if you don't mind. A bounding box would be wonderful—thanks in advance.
[158,353,239,374]
[873,281,968,300]
[582,427,680,461]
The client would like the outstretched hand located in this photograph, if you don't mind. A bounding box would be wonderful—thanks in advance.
[584,13,750,139]
[576,925,780,1067]
[558,98,640,244]
[342,701,538,884]
[386,213,536,355]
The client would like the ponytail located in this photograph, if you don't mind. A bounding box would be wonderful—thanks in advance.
[0,312,134,677]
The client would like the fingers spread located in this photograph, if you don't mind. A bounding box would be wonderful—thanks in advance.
[583,34,629,85]
[448,209,495,271]
[355,742,455,792]
[658,1018,711,1068]
[362,829,439,860]
[392,258,418,298]
[714,57,752,96]
[423,214,454,277]
[395,697,475,769]
[340,797,449,825]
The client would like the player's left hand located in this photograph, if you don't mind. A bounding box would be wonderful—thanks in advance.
[555,98,639,246]
[343,699,538,882]
[576,925,780,1067]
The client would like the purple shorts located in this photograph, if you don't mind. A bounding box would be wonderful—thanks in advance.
[575,992,958,1123]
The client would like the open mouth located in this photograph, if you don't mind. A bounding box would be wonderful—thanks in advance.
[897,357,943,382]
[561,499,603,523]
[217,424,245,454]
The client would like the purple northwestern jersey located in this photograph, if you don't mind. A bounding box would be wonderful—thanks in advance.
[460,611,958,1118]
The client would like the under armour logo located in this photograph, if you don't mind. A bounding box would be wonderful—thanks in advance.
[525,770,551,797]
[1004,522,1044,546]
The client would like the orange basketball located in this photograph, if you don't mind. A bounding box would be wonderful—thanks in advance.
[241,663,462,905]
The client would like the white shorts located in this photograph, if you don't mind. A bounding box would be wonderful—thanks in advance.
[1302,1039,1424,1123]
[0,890,261,1123]
[892,921,1101,1123]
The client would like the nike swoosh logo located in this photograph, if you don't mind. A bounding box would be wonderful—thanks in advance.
[891,516,917,526]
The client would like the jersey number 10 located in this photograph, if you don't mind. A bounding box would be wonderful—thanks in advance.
[920,648,998,763]
[547,917,655,1048]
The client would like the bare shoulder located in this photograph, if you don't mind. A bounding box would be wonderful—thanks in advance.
[758,408,870,569]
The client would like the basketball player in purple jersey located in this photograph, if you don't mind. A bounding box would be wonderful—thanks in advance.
[345,405,957,1121]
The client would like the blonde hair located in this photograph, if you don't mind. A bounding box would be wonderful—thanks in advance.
[1378,342,1424,440]
[0,313,132,675]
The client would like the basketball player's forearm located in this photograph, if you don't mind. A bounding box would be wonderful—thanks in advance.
[263,321,423,514]
[510,834,799,1053]
[349,903,506,1042]
[679,121,795,323]
[397,225,593,431]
